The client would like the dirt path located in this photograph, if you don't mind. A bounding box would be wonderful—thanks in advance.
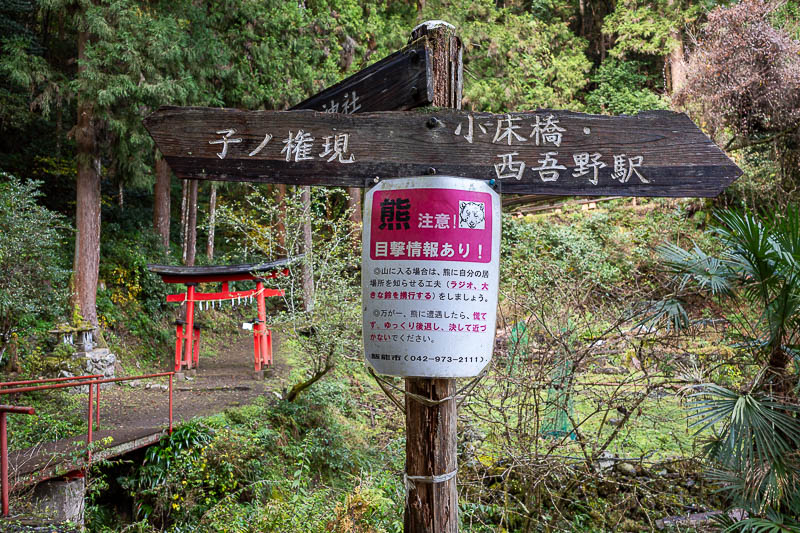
[100,332,289,429]
[10,332,290,486]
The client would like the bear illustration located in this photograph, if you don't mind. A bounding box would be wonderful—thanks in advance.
[459,201,486,230]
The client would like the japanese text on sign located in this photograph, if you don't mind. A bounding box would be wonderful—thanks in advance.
[454,113,650,185]
[362,176,500,378]
[202,111,649,189]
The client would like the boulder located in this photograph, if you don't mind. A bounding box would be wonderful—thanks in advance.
[615,462,637,477]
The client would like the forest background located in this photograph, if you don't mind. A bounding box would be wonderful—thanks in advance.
[1,0,800,531]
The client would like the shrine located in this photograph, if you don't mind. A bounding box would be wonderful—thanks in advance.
[147,259,293,376]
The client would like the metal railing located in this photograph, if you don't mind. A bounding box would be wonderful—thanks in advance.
[0,372,174,517]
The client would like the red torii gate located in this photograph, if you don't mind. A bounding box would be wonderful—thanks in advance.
[148,259,293,374]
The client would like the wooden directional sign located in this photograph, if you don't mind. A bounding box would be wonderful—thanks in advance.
[291,38,432,113]
[145,107,742,198]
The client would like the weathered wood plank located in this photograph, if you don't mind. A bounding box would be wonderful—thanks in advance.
[143,107,742,198]
[291,37,432,113]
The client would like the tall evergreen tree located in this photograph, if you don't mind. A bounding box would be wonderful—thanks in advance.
[1,0,227,324]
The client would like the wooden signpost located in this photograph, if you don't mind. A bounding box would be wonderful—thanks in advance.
[144,21,741,533]
[144,107,741,198]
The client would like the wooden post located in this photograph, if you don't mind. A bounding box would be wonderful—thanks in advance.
[183,283,196,370]
[154,150,171,250]
[404,21,462,533]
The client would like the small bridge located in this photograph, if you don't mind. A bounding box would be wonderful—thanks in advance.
[1,261,291,525]
[1,333,283,526]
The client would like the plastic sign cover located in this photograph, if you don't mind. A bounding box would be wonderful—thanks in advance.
[362,176,501,378]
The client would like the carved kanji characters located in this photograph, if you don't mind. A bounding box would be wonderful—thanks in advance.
[319,133,355,163]
[492,114,526,145]
[531,152,566,182]
[612,154,650,183]
[530,115,565,147]
[573,152,607,185]
[281,130,315,162]
[494,152,526,181]
[209,129,242,159]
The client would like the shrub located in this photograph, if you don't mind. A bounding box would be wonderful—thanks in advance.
[0,173,68,365]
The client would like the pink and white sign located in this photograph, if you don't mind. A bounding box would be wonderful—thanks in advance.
[369,188,493,263]
[362,176,501,378]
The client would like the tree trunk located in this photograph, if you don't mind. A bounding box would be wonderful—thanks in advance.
[667,0,686,93]
[206,181,217,261]
[285,350,334,402]
[767,344,794,394]
[276,183,287,256]
[8,338,20,373]
[55,94,62,156]
[73,26,100,327]
[600,33,606,62]
[153,152,171,249]
[117,181,124,208]
[405,378,458,533]
[185,179,198,266]
[347,187,362,243]
[301,185,314,312]
[180,179,188,263]
[668,30,686,93]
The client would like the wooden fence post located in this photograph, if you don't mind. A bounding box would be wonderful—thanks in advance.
[404,20,463,533]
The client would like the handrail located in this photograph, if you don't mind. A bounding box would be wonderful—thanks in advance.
[0,378,105,439]
[0,405,35,516]
[0,372,174,517]
[0,374,103,388]
[0,372,173,396]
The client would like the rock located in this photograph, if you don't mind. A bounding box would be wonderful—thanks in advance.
[595,366,628,375]
[615,462,637,477]
[655,510,747,530]
[144,383,168,391]
[75,348,116,378]
[648,387,671,399]
[31,476,85,526]
[595,451,616,471]
[128,380,142,388]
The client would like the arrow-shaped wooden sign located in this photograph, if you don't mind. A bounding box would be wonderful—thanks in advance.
[145,107,741,197]
[291,37,432,113]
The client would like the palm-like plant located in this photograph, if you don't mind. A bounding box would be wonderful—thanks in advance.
[689,381,800,531]
[659,208,800,530]
[659,208,800,389]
